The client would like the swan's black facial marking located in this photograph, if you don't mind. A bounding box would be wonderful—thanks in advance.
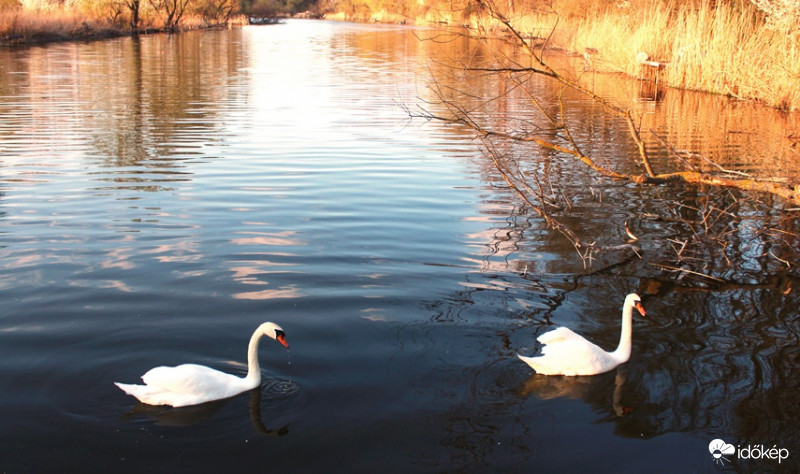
[275,329,289,348]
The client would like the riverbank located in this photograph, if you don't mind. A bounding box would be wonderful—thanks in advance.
[324,0,800,111]
[0,9,248,46]
[4,1,799,111]
[1,12,131,45]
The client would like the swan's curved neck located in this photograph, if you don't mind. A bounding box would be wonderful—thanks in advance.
[245,328,265,385]
[611,301,634,362]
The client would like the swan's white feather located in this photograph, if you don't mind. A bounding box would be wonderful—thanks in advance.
[142,364,247,395]
[115,364,254,407]
[114,381,215,408]
[536,326,581,346]
[520,328,618,376]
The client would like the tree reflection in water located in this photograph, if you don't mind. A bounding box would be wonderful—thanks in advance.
[404,207,799,470]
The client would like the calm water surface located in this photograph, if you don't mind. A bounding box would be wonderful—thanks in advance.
[1,20,798,472]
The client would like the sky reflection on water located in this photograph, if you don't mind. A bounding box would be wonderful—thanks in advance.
[0,20,798,472]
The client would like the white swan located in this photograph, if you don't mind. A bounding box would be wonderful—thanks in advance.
[115,322,288,407]
[518,293,645,376]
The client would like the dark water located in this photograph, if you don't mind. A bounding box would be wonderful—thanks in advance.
[1,20,798,472]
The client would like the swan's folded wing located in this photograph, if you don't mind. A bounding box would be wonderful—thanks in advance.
[141,364,239,395]
[537,327,583,345]
[520,326,613,375]
[538,335,612,375]
[115,381,212,407]
[539,331,606,358]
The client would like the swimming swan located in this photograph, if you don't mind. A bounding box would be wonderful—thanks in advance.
[518,294,645,376]
[115,322,288,407]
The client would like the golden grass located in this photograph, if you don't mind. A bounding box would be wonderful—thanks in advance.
[565,1,800,110]
[0,7,144,44]
[1,9,92,41]
[542,1,800,110]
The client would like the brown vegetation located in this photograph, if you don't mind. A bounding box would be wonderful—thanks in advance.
[0,0,319,45]
[0,1,239,45]
[0,9,126,43]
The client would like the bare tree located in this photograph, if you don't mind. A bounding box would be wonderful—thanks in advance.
[198,0,237,23]
[126,0,141,28]
[149,0,192,29]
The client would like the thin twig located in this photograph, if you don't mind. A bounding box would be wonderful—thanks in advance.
[650,263,726,282]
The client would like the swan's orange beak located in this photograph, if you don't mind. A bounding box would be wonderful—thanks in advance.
[277,332,289,348]
[635,301,646,317]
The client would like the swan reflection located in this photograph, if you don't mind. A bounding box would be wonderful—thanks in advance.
[519,369,633,417]
[122,380,295,437]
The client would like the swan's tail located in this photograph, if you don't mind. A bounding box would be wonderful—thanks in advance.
[114,382,167,406]
[518,353,565,375]
[114,382,140,396]
[518,354,545,373]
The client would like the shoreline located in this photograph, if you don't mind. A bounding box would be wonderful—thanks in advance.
[3,5,799,112]
[3,25,145,47]
[0,12,253,47]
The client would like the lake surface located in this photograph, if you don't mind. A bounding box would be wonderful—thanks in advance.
[1,20,798,472]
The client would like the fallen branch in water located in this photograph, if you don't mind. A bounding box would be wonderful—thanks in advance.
[414,78,800,206]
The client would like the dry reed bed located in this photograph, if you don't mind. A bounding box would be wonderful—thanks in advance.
[0,9,132,43]
[563,2,800,111]
[476,1,800,110]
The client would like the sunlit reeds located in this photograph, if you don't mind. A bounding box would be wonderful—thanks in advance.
[0,8,98,42]
[553,1,800,110]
